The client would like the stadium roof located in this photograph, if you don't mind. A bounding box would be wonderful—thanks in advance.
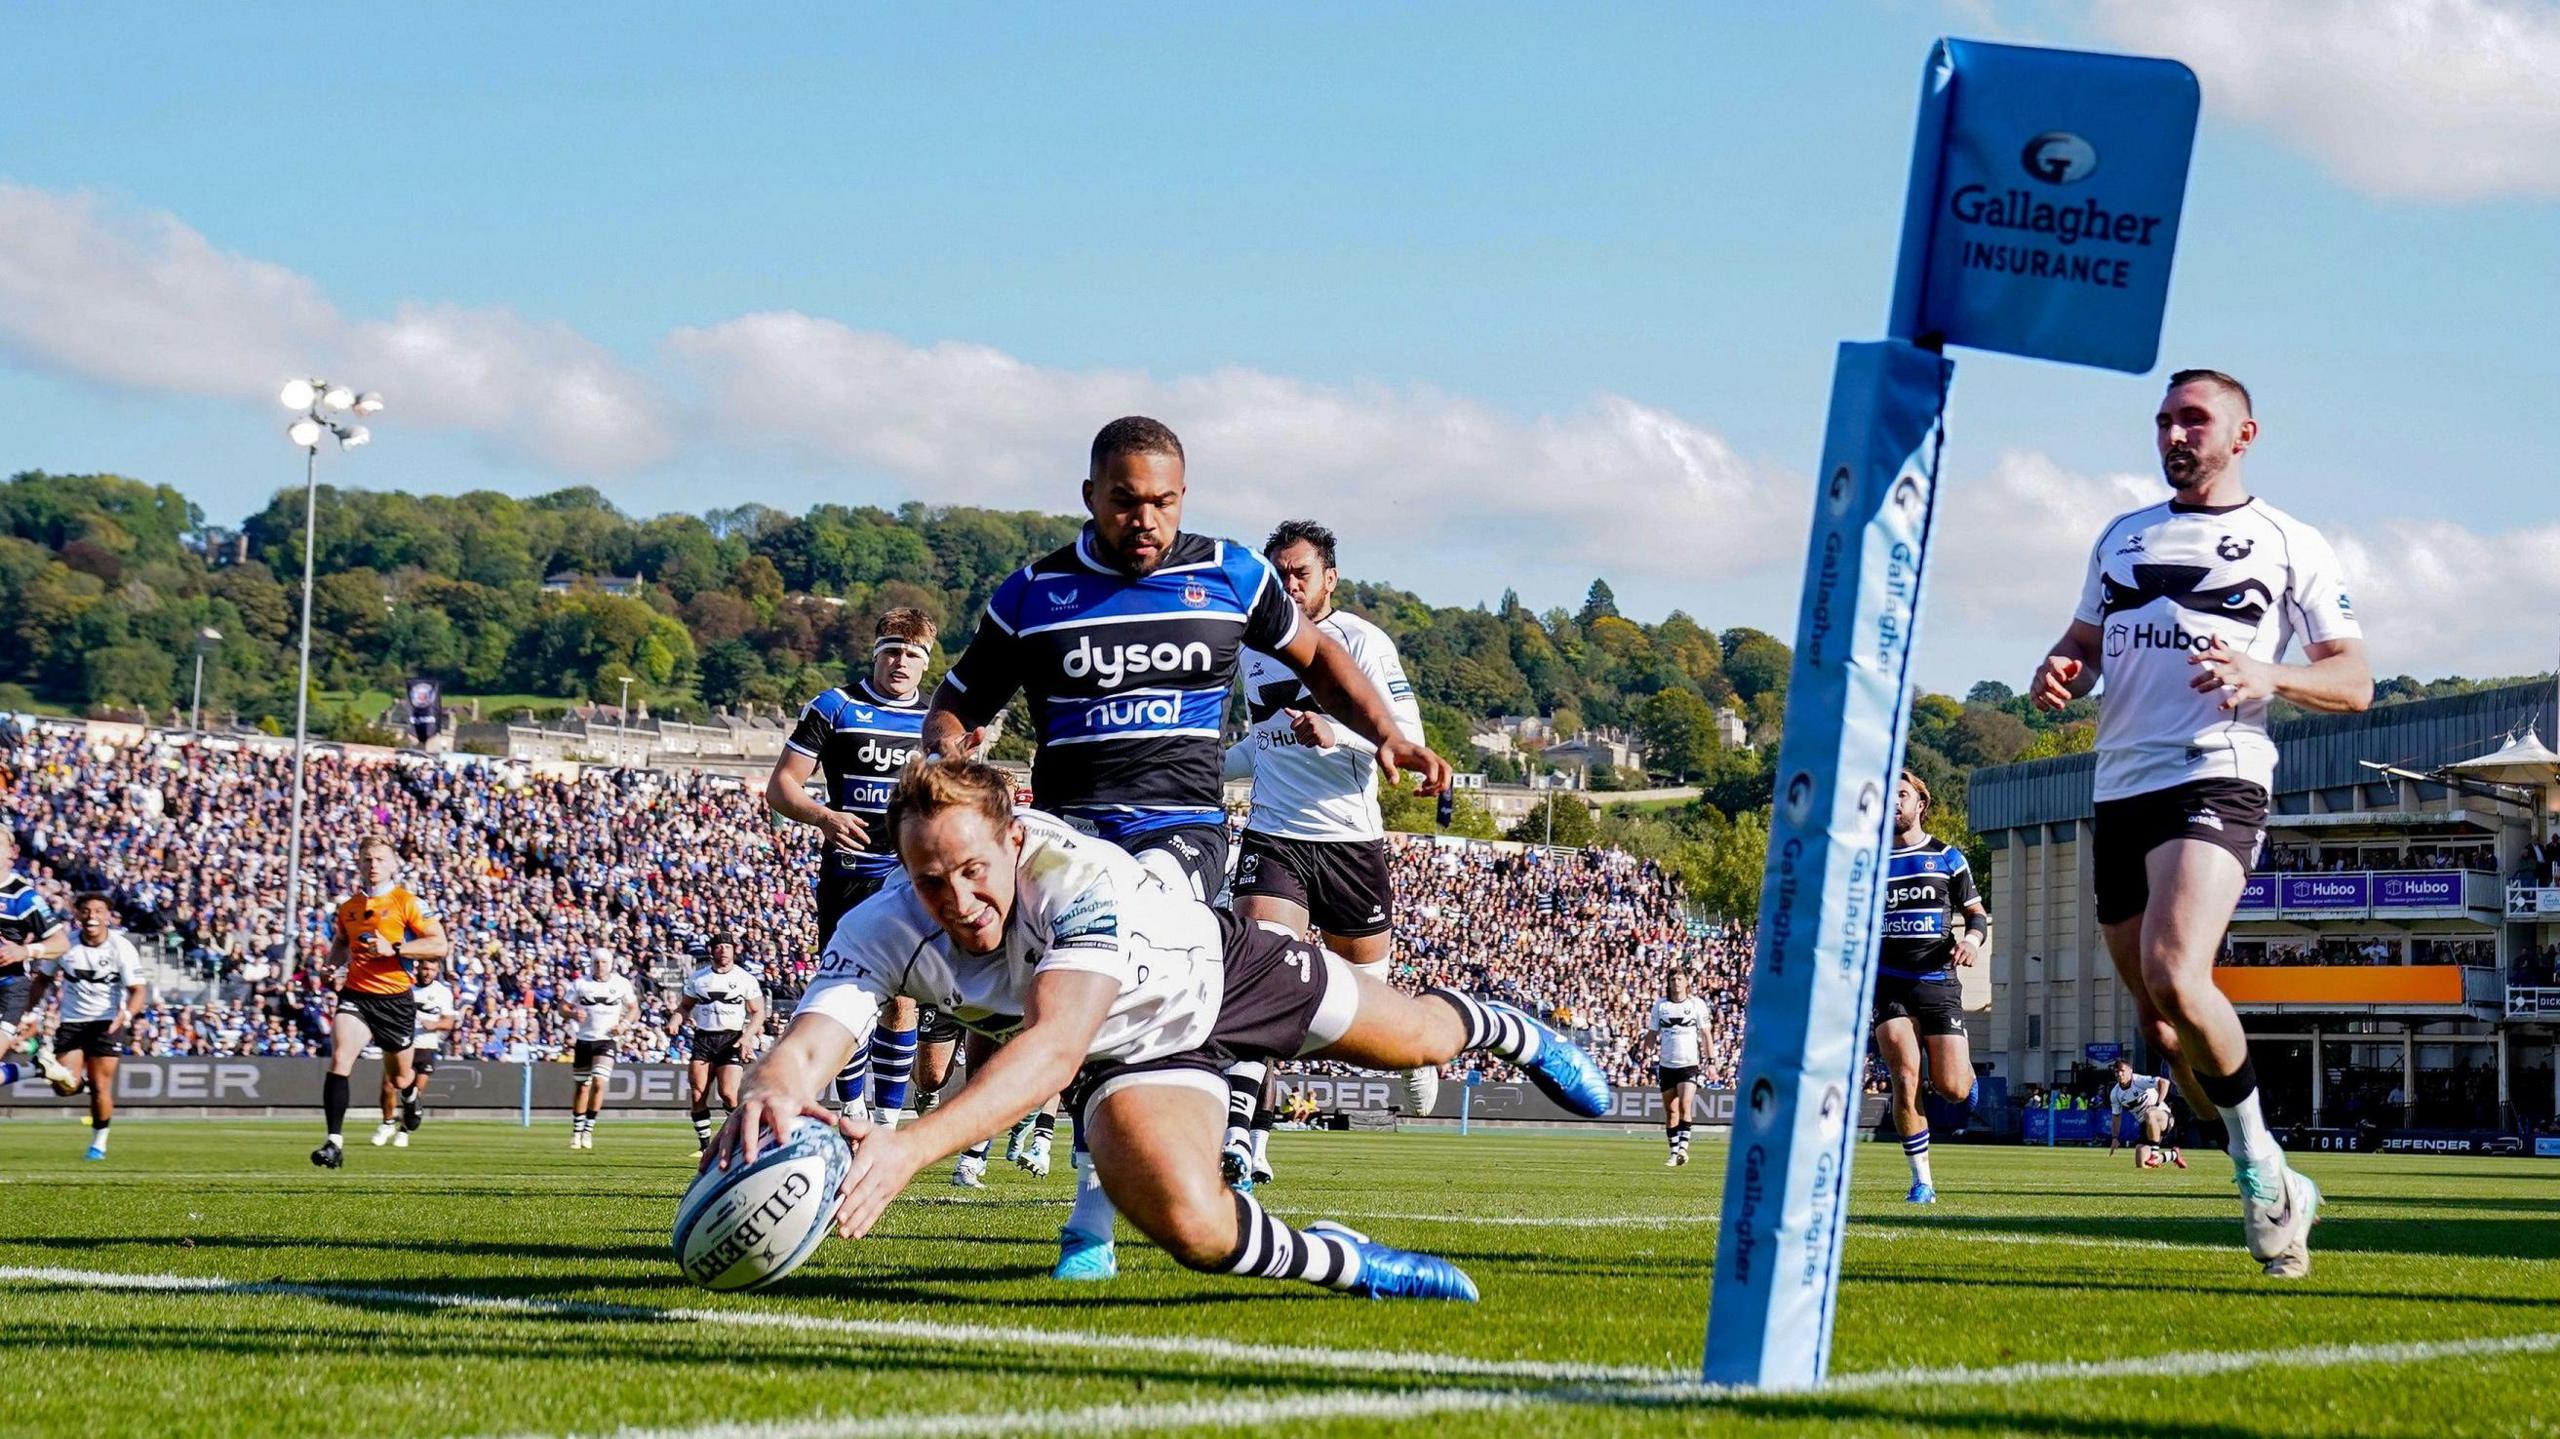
[1968,679,2556,834]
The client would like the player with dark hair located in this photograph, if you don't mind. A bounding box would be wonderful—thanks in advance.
[24,894,144,1161]
[1874,770,1987,1204]
[1219,516,1431,1187]
[674,936,767,1159]
[768,607,952,1130]
[313,836,448,1170]
[2032,368,2370,1276]
[708,758,1608,1301]
[923,418,1450,1277]
[376,955,455,1149]
[2108,1057,2185,1170]
[1649,970,1709,1167]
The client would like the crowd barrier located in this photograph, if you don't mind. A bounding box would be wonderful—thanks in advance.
[2,1056,1893,1129]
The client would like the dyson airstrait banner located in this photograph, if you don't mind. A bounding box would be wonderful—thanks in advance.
[1704,39,2196,1390]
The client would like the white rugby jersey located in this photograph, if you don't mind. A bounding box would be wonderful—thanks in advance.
[410,980,457,1052]
[2109,1075,2167,1114]
[1226,610,1425,843]
[45,933,143,1024]
[796,810,1227,1065]
[2076,497,2360,802]
[1649,996,1710,1069]
[568,975,639,1042]
[683,964,764,1033]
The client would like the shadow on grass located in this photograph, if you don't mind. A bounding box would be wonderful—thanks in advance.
[1855,1211,2560,1263]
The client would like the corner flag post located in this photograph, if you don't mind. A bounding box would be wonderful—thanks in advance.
[1702,38,2199,1391]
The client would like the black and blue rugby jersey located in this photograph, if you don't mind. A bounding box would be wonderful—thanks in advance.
[787,678,929,880]
[1877,837,1981,982]
[942,526,1301,843]
[1,871,65,972]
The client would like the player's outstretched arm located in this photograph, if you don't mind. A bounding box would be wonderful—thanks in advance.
[1273,625,1450,794]
[828,968,1115,1241]
[707,1010,864,1170]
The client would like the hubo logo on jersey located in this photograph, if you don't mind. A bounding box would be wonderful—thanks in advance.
[2020,131,2097,184]
[1062,635,1216,690]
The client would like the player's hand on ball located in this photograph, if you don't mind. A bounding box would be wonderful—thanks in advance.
[2031,655,2081,711]
[829,1119,924,1240]
[705,1091,833,1173]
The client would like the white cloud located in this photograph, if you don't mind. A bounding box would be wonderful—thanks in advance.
[0,182,671,472]
[666,311,1800,583]
[2093,0,2560,201]
[1921,447,2560,685]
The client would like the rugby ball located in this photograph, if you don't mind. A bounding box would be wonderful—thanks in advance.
[672,1116,852,1292]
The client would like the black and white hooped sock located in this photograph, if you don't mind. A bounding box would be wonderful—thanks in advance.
[1213,1191,1362,1291]
[1425,988,1543,1064]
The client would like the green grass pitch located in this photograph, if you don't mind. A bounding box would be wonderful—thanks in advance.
[2,1119,2554,1436]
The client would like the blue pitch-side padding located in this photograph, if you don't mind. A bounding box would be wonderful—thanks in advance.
[1703,339,1950,1390]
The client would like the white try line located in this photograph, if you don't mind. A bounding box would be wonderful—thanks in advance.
[0,1265,1679,1385]
[484,1328,2560,1439]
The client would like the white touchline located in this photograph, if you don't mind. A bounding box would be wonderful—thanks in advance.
[485,1329,2560,1439]
[480,1387,1530,1439]
[10,1265,2555,1438]
[0,1266,1677,1385]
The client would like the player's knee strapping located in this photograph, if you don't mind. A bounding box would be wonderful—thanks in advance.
[1224,1061,1266,1134]
[1424,988,1542,1064]
[1207,1190,1360,1290]
[870,1026,918,1112]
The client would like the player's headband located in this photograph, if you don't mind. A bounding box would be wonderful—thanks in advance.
[873,638,930,661]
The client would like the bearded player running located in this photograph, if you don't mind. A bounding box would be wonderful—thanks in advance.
[2031,368,2370,1277]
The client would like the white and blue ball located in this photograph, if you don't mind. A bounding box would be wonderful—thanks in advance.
[671,1116,852,1292]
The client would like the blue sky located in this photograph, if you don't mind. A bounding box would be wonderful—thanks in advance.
[4,1,2556,691]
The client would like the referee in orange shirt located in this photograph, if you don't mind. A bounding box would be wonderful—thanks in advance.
[312,836,448,1169]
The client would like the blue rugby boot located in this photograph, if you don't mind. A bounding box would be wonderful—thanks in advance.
[1052,1227,1118,1282]
[1906,1182,1937,1204]
[1309,1222,1478,1302]
[1487,1001,1611,1118]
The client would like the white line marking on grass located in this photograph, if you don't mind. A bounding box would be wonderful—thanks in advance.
[484,1387,1530,1439]
[1612,1327,2560,1404]
[498,1328,2560,1438]
[0,1266,1679,1385]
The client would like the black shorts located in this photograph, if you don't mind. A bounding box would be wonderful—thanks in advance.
[916,1006,963,1045]
[2092,779,2269,926]
[572,1038,616,1083]
[1232,831,1394,939]
[0,971,30,1028]
[336,990,417,1051]
[1074,913,1334,1115]
[1872,972,1967,1039]
[1657,1064,1700,1092]
[410,1047,440,1076]
[816,868,896,946]
[1120,824,1231,903]
[691,1029,746,1070]
[55,1019,123,1060]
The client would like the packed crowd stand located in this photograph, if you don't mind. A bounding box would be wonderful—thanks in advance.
[2222,936,2498,968]
[2259,844,2495,874]
[0,724,1757,1089]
